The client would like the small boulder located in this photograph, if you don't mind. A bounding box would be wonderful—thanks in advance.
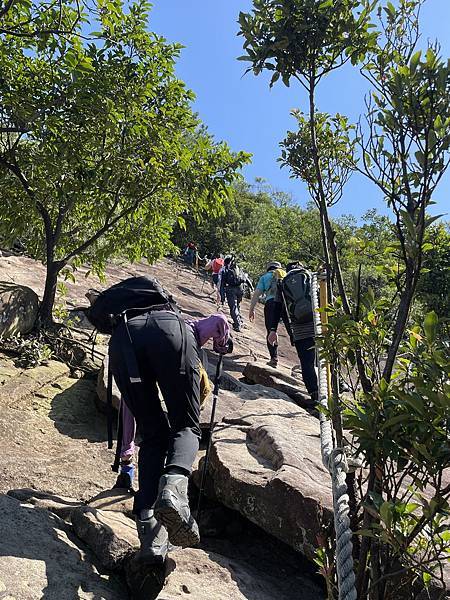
[0,282,39,338]
[96,355,121,411]
[71,505,138,570]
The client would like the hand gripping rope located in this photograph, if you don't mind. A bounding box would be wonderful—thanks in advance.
[311,272,357,600]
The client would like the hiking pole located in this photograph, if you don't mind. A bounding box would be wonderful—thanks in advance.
[196,353,223,523]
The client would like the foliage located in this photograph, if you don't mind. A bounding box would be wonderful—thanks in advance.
[0,0,83,38]
[1,332,53,368]
[0,0,249,322]
[280,110,356,207]
[240,0,450,597]
[416,222,450,319]
[238,0,377,87]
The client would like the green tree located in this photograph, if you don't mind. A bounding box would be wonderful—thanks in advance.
[0,0,248,323]
[240,0,450,597]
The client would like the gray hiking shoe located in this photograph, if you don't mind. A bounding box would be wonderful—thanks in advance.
[154,474,200,548]
[267,358,278,368]
[135,510,169,565]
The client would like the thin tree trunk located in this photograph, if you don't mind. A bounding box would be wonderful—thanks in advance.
[39,260,63,325]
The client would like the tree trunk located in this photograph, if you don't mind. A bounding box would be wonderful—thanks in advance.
[39,260,62,326]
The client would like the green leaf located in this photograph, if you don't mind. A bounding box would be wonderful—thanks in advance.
[423,311,438,342]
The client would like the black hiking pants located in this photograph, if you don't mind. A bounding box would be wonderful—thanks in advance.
[109,311,201,515]
[294,337,318,396]
[225,285,243,330]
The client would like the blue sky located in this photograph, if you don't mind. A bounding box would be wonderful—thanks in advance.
[150,1,450,219]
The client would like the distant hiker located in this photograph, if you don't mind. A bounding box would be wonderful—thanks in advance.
[205,254,224,291]
[183,242,198,267]
[86,277,231,564]
[249,261,287,368]
[218,256,249,332]
[267,262,318,402]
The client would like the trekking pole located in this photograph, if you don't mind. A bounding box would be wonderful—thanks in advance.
[196,353,223,522]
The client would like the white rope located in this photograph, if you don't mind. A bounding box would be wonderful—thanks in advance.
[311,273,357,600]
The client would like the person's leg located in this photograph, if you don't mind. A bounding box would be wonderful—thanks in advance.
[264,299,278,362]
[109,330,169,515]
[294,337,318,395]
[226,288,240,330]
[137,314,201,547]
[236,288,244,327]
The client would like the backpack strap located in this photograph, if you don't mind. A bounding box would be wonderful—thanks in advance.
[112,401,123,473]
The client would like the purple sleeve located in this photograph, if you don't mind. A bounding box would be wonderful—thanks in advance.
[187,314,230,353]
[120,399,136,458]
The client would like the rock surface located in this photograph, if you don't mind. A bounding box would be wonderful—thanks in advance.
[72,505,138,570]
[154,547,320,600]
[243,362,314,408]
[7,488,82,520]
[0,494,127,599]
[88,488,134,516]
[206,397,333,560]
[0,358,117,500]
[0,282,39,338]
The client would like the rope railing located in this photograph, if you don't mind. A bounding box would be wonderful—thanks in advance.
[311,272,357,600]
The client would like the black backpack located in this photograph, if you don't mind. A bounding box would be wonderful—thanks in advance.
[224,262,245,287]
[280,268,313,324]
[87,276,175,334]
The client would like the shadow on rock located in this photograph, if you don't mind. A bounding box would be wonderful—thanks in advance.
[49,376,110,444]
[0,494,127,600]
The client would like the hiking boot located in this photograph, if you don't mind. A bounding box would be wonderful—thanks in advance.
[232,324,241,332]
[154,474,200,548]
[267,358,278,368]
[135,510,169,565]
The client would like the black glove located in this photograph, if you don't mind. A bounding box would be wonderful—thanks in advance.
[226,338,234,354]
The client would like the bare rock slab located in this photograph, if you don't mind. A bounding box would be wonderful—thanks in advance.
[72,505,138,570]
[243,362,314,408]
[7,488,82,520]
[154,548,320,600]
[0,494,127,599]
[88,488,134,517]
[208,397,333,561]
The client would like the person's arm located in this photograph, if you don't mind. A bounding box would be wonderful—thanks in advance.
[249,288,262,321]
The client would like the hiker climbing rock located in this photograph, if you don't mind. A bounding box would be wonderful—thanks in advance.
[86,276,231,565]
[217,256,249,332]
[204,253,224,292]
[183,242,198,268]
[249,261,287,368]
[267,262,318,403]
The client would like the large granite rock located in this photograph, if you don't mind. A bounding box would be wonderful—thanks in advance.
[0,282,39,338]
[206,397,333,561]
[7,488,82,520]
[0,494,127,599]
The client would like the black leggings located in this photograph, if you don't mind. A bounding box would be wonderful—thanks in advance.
[109,312,201,514]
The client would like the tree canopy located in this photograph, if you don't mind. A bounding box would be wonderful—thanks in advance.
[0,0,249,321]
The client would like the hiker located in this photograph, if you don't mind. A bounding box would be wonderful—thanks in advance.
[249,261,287,368]
[217,256,249,332]
[86,278,231,565]
[204,254,224,291]
[183,242,198,267]
[267,262,318,402]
